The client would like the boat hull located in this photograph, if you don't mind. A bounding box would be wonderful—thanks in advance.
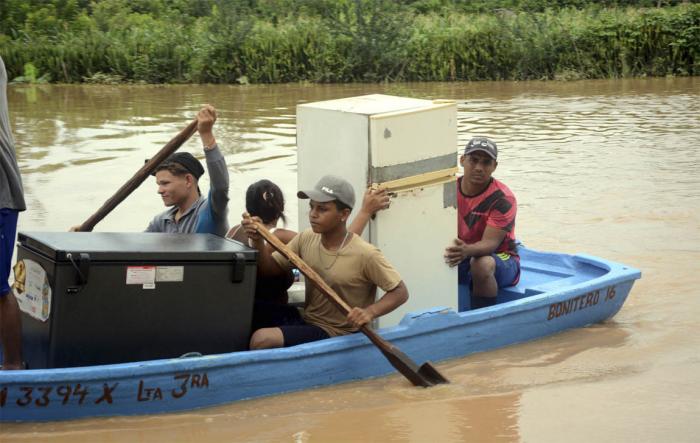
[0,248,640,422]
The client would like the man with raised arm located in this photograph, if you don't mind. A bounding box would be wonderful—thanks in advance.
[145,104,229,236]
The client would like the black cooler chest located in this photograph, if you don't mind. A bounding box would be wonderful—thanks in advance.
[16,232,257,369]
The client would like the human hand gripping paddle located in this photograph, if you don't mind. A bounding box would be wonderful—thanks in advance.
[253,222,449,387]
[74,119,199,232]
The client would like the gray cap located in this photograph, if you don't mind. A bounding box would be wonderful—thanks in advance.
[464,137,498,159]
[298,175,356,209]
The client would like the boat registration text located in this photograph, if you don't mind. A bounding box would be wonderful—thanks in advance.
[547,286,617,321]
[0,372,209,409]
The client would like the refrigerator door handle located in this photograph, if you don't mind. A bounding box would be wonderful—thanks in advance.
[374,167,457,194]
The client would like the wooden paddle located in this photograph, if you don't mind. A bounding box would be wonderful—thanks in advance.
[254,222,449,387]
[75,119,199,232]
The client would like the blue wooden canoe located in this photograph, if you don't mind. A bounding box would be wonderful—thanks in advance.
[0,245,640,422]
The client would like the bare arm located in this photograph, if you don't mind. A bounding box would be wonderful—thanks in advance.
[228,224,296,245]
[273,228,297,244]
[241,213,287,277]
[444,225,507,267]
[348,188,390,235]
[346,281,409,328]
[226,224,246,242]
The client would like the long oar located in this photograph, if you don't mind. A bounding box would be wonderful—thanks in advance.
[254,222,449,387]
[76,119,199,232]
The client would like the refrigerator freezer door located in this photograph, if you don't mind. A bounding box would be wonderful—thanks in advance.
[372,181,458,328]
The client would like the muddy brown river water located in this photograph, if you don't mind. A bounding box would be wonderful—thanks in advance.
[1,78,699,442]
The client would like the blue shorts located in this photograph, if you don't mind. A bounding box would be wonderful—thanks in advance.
[1,208,19,296]
[458,253,520,289]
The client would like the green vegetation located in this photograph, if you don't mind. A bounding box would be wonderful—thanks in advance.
[10,62,50,83]
[0,0,698,83]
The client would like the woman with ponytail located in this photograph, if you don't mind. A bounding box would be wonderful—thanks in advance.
[228,180,295,246]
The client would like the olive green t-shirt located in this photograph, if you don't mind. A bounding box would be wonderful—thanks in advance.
[272,229,402,337]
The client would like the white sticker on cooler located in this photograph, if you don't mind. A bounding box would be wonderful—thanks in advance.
[126,266,156,285]
[156,266,184,282]
[12,259,52,322]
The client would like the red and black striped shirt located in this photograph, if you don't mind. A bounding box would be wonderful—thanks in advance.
[457,177,518,257]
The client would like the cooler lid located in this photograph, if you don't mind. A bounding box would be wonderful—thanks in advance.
[18,232,258,262]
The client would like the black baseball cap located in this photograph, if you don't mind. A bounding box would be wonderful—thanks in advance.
[152,152,205,179]
[464,137,498,160]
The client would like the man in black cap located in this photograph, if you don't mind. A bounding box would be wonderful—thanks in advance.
[443,137,519,310]
[145,104,229,236]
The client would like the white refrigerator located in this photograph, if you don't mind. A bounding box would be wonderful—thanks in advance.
[297,94,458,327]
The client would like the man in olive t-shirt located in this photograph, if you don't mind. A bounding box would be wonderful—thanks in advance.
[242,175,409,348]
[271,227,402,337]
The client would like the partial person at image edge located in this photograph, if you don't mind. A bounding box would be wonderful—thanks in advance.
[0,55,27,370]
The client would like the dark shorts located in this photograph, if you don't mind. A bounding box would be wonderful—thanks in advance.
[458,252,520,289]
[1,208,19,296]
[279,324,330,347]
[252,300,330,347]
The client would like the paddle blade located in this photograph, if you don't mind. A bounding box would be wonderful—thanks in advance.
[376,343,449,387]
[418,362,450,385]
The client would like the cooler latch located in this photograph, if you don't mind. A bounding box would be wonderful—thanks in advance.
[66,252,90,293]
[232,252,246,283]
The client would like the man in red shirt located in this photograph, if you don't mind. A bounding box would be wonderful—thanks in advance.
[444,137,519,309]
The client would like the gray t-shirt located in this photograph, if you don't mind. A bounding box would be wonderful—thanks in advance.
[0,56,26,211]
[145,145,229,236]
